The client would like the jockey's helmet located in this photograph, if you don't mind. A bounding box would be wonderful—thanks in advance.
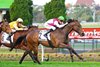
[58,16,64,21]
[16,18,23,23]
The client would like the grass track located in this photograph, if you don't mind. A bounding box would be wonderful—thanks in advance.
[0,61,100,67]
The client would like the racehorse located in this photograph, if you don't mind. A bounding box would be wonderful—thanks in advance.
[0,21,40,64]
[14,19,85,64]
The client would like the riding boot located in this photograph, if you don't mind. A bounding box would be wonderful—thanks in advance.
[44,29,53,38]
[7,32,15,41]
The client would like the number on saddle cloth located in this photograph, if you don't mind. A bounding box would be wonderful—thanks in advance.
[39,30,51,41]
[1,32,13,44]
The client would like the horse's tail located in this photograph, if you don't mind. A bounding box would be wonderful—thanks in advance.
[10,35,26,51]
[15,35,26,45]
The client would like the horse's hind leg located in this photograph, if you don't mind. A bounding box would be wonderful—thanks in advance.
[19,50,37,64]
[28,50,41,64]
[19,51,28,64]
[59,43,74,62]
[33,53,41,64]
[33,47,41,64]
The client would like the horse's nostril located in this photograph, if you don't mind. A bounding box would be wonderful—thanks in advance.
[82,33,85,36]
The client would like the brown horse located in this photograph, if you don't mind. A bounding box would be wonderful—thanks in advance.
[0,22,40,64]
[22,19,85,63]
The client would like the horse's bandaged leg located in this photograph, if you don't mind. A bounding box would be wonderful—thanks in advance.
[1,32,10,43]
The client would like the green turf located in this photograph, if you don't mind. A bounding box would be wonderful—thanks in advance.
[0,61,100,67]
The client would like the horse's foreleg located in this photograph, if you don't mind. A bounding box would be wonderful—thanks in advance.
[59,43,74,62]
[59,43,84,62]
[68,49,74,62]
[71,47,84,61]
[68,46,84,62]
[67,45,84,61]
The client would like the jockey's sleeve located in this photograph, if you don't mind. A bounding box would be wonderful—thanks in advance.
[65,22,68,25]
[54,21,67,28]
[13,24,23,30]
[20,24,26,28]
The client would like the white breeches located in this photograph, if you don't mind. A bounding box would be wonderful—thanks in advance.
[1,32,10,43]
[11,29,16,32]
[44,24,56,30]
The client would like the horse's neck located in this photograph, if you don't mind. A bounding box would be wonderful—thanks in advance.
[52,25,72,36]
[62,25,72,36]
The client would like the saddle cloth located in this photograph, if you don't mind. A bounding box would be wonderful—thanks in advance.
[1,32,13,44]
[39,30,51,41]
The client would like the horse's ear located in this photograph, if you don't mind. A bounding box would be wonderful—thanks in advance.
[67,19,73,23]
[71,19,79,22]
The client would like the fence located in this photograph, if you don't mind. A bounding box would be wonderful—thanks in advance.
[69,28,100,50]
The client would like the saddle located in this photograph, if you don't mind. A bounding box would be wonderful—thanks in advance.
[1,32,13,44]
[39,30,50,41]
[39,30,54,48]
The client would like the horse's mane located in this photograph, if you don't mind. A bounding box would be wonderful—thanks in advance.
[28,25,38,29]
[16,30,28,32]
[61,19,78,29]
[15,25,38,32]
[67,19,78,24]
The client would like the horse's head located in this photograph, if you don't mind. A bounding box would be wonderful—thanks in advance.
[1,21,12,34]
[68,19,84,36]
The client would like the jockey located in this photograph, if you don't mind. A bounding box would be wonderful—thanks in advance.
[7,18,27,40]
[9,18,26,31]
[44,16,68,38]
